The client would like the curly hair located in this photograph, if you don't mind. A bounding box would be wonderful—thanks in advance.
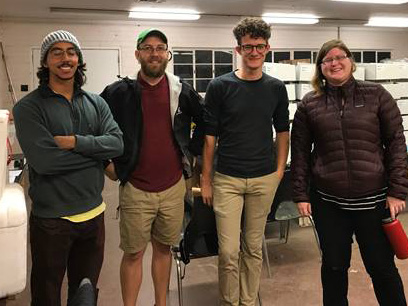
[233,17,271,45]
[312,39,356,96]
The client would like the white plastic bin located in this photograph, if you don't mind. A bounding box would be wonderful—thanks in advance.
[0,184,27,298]
[0,110,9,200]
[0,109,27,298]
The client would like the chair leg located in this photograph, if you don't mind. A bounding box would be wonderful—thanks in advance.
[308,216,322,258]
[175,256,184,306]
[279,221,285,241]
[279,220,290,244]
[284,220,291,244]
[262,235,272,278]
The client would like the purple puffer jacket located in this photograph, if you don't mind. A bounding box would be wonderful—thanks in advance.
[291,77,408,203]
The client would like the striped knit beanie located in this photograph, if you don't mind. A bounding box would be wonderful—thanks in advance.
[40,30,83,65]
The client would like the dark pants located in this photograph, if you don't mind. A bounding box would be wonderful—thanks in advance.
[30,213,105,306]
[311,190,407,306]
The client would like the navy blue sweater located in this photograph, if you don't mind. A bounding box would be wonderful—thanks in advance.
[204,72,289,178]
[13,85,123,218]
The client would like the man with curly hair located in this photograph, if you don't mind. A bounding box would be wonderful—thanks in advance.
[201,18,289,305]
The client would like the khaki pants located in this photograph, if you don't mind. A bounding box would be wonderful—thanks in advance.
[213,171,280,306]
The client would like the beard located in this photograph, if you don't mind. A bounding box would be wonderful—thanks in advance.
[140,57,168,78]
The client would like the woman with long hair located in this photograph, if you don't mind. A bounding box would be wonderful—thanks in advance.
[291,39,407,306]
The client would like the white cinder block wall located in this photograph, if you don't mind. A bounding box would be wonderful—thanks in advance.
[0,18,408,110]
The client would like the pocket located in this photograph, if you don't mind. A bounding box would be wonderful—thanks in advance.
[30,215,67,234]
[119,183,134,209]
[213,171,226,188]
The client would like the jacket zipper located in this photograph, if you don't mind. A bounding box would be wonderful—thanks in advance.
[123,81,143,184]
[53,92,78,134]
[339,96,351,193]
[71,99,78,134]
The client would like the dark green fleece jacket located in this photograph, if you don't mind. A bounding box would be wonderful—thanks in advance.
[13,84,123,218]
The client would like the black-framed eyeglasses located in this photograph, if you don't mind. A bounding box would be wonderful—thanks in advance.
[240,44,268,54]
[49,47,77,58]
[321,55,348,65]
[138,44,168,54]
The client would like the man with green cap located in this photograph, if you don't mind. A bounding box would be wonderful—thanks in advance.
[101,28,204,306]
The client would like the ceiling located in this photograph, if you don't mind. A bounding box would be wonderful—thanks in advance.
[2,0,408,27]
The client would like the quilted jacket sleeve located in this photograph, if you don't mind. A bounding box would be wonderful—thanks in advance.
[291,93,314,203]
[378,86,408,200]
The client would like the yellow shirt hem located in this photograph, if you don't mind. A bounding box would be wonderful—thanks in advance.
[61,202,106,223]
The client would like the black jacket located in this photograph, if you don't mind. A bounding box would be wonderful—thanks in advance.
[291,77,408,202]
[101,73,204,185]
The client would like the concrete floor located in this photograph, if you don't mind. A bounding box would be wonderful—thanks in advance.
[3,178,408,306]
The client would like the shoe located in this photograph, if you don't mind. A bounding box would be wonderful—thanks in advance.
[68,278,96,306]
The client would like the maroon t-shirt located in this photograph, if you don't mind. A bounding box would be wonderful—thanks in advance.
[129,75,183,192]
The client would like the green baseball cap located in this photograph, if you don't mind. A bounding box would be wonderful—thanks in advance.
[137,28,168,48]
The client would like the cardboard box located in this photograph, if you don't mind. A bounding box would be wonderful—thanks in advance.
[296,83,314,100]
[360,63,401,80]
[285,83,296,101]
[394,63,408,79]
[288,102,297,120]
[397,99,408,115]
[402,115,408,130]
[263,63,296,81]
[353,66,365,81]
[398,82,408,99]
[280,59,311,64]
[404,131,408,143]
[296,64,315,82]
[382,83,401,99]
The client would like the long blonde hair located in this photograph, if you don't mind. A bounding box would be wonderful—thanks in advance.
[311,39,356,96]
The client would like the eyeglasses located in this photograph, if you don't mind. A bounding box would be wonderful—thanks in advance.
[321,55,348,65]
[138,44,168,54]
[240,44,268,54]
[49,47,78,58]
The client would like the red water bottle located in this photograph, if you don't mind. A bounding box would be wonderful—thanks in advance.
[382,215,408,260]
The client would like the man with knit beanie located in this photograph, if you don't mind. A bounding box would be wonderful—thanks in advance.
[13,30,123,306]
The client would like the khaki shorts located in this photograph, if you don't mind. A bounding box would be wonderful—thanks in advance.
[119,177,186,254]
